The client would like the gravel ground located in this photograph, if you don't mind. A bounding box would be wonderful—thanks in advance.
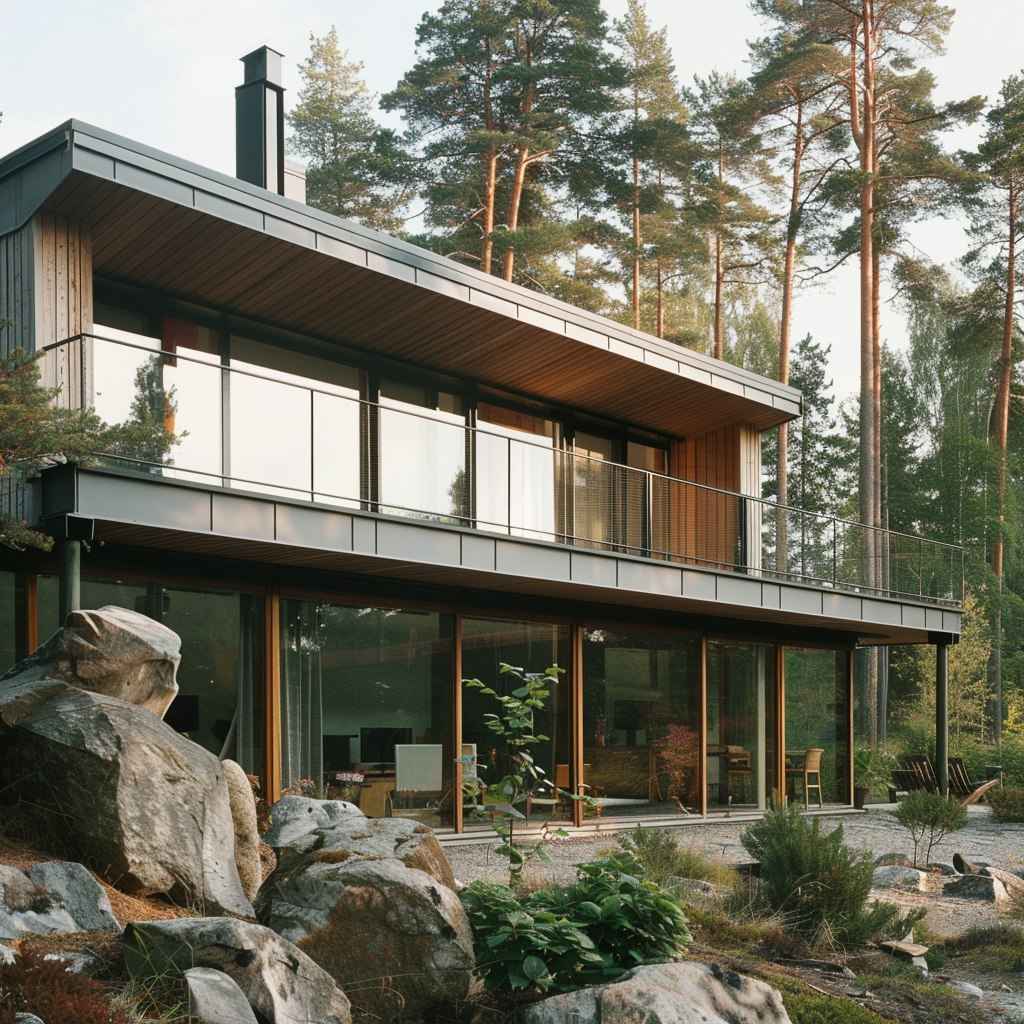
[445,805,1024,938]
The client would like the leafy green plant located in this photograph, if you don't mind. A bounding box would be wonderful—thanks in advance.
[463,663,591,885]
[537,852,691,969]
[891,791,967,866]
[618,826,737,889]
[853,746,894,796]
[460,852,690,995]
[987,786,1024,822]
[741,802,920,948]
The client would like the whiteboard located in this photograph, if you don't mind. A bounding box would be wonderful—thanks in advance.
[396,744,443,792]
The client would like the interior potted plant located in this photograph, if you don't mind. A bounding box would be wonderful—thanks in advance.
[853,745,892,809]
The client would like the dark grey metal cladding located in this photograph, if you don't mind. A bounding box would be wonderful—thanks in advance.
[235,46,286,194]
[52,466,961,640]
[0,119,801,420]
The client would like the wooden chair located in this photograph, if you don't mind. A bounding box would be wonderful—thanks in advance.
[525,764,570,821]
[947,757,1001,806]
[786,747,824,808]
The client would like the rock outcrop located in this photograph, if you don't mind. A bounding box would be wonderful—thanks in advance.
[0,687,252,918]
[184,966,259,1024]
[222,759,262,901]
[0,606,180,723]
[258,808,471,1020]
[0,862,119,939]
[124,917,350,1024]
[518,962,793,1024]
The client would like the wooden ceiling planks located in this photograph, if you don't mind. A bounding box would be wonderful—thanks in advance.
[51,177,790,437]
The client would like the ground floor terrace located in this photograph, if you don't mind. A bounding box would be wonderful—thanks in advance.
[0,550,875,835]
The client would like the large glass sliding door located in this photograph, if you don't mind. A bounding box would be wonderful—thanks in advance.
[460,618,570,829]
[36,575,265,774]
[582,626,702,818]
[784,648,850,806]
[706,641,777,811]
[280,601,455,828]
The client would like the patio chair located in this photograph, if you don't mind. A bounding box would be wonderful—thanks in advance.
[785,747,824,808]
[947,757,1001,806]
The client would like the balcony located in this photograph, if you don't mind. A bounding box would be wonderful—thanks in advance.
[40,333,964,610]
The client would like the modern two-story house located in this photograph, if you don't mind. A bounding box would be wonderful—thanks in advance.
[0,47,962,835]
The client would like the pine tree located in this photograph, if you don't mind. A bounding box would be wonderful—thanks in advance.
[749,4,849,564]
[686,73,778,361]
[960,73,1024,741]
[289,28,414,231]
[610,0,689,331]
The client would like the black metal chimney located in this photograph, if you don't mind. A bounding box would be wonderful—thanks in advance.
[235,46,286,194]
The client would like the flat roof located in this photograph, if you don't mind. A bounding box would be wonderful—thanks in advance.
[0,120,802,435]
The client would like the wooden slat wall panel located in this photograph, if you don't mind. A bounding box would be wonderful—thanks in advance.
[669,426,745,570]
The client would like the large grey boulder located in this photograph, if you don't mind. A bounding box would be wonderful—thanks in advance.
[943,873,1010,906]
[0,606,180,723]
[125,917,350,1024]
[0,861,119,939]
[185,966,259,1024]
[258,850,473,1020]
[263,795,363,858]
[518,962,792,1024]
[222,759,262,902]
[0,688,252,919]
[872,866,928,892]
[264,800,454,887]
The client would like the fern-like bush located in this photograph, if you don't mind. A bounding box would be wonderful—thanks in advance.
[0,949,128,1024]
[741,803,920,948]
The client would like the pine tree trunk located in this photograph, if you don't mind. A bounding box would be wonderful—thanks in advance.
[633,151,642,330]
[481,148,498,275]
[777,98,803,573]
[713,231,724,360]
[856,3,878,744]
[990,184,1016,744]
[502,145,530,282]
[656,259,665,339]
[873,243,887,742]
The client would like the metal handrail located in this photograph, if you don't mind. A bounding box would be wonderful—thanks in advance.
[39,333,965,607]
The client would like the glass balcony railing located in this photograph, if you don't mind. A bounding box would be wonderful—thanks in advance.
[40,333,964,608]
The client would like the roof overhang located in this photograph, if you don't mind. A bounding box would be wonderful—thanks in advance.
[1,121,802,437]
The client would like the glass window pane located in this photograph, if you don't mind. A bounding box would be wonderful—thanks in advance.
[582,626,701,819]
[72,579,265,774]
[476,403,559,540]
[379,380,468,523]
[0,571,16,672]
[785,649,849,806]
[161,319,222,485]
[461,618,570,830]
[230,337,360,501]
[574,431,621,550]
[280,601,454,829]
[707,642,776,811]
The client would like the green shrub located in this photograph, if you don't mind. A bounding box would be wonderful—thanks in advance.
[988,786,1024,822]
[741,803,920,948]
[618,827,737,888]
[460,852,690,994]
[891,791,967,866]
[783,991,891,1024]
[537,852,691,969]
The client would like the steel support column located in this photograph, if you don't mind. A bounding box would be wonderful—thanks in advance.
[58,539,82,625]
[935,639,949,796]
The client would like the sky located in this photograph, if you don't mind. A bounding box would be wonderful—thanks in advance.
[3,0,1023,399]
